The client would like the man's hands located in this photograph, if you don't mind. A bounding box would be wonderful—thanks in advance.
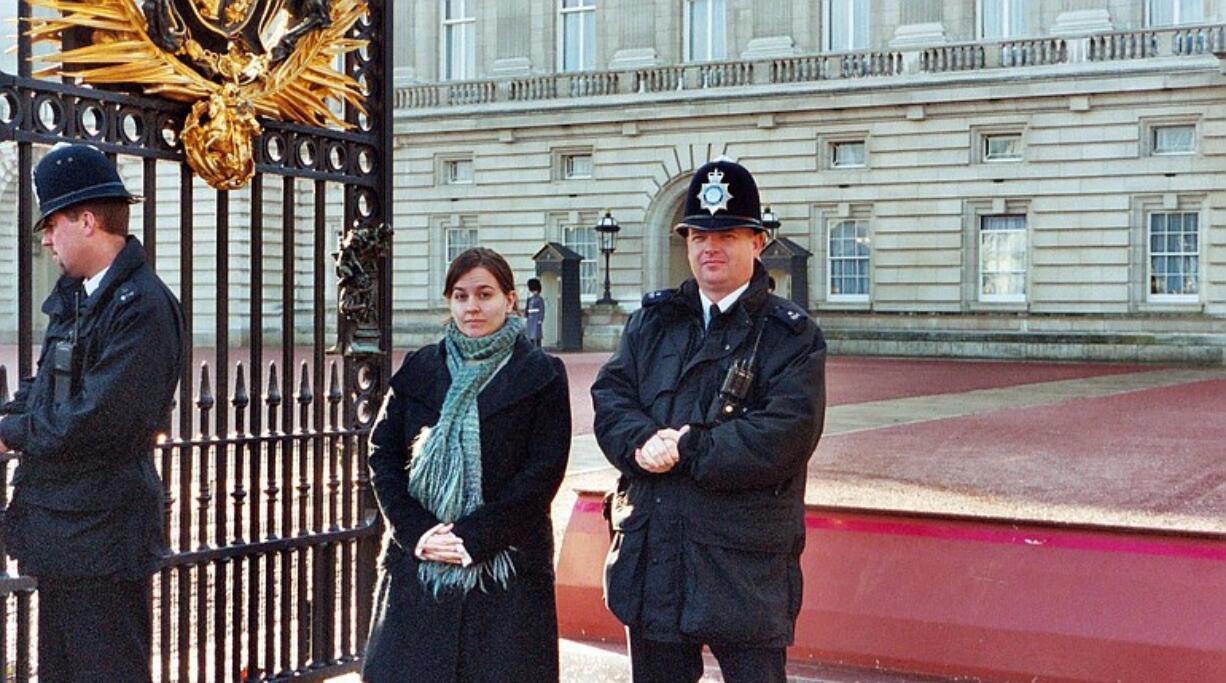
[417,523,470,565]
[634,425,691,474]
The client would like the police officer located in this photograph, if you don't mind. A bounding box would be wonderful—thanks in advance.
[0,144,185,682]
[591,159,827,682]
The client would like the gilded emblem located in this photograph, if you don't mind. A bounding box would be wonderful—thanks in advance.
[28,0,369,190]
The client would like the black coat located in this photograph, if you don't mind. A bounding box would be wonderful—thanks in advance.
[363,336,571,683]
[591,264,826,647]
[0,236,184,580]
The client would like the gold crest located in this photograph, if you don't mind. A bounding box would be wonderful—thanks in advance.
[28,0,369,190]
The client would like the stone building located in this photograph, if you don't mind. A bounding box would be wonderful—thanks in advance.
[390,0,1226,362]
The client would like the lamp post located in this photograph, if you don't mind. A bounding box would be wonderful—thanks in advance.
[594,210,620,305]
[761,205,781,243]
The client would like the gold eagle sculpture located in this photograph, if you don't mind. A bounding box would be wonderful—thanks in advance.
[28,0,369,190]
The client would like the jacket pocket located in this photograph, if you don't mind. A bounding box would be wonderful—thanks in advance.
[603,527,647,627]
[678,538,794,645]
[9,502,126,578]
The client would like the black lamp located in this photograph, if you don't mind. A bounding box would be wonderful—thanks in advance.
[761,205,780,242]
[594,210,620,305]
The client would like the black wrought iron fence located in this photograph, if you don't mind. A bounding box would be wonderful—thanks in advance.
[0,0,393,680]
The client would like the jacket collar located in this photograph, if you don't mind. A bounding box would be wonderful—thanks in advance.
[42,236,147,317]
[673,260,771,327]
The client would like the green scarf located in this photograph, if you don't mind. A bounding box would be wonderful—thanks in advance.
[408,314,525,596]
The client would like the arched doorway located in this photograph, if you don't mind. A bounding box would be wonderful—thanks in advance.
[643,173,694,293]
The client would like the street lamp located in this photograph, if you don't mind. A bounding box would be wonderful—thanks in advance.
[761,205,781,242]
[594,209,620,305]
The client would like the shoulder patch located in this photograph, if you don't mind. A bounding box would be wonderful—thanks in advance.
[641,288,677,307]
[115,285,140,307]
[769,302,810,334]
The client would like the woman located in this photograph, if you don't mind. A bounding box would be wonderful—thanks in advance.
[363,248,571,682]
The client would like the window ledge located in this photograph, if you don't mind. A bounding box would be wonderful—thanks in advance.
[968,301,1029,313]
[1138,301,1204,314]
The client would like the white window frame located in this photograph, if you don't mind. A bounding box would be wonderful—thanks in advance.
[831,140,867,168]
[971,125,1025,164]
[558,0,597,72]
[440,0,476,81]
[826,218,871,303]
[1146,210,1201,303]
[445,222,480,264]
[684,0,727,63]
[824,0,870,52]
[978,0,1030,40]
[1152,124,1197,155]
[977,214,1028,303]
[444,158,474,185]
[562,223,599,298]
[983,133,1023,162]
[1145,0,1205,27]
[563,153,593,179]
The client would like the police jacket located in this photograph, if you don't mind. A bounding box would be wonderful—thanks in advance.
[0,236,184,579]
[591,263,826,646]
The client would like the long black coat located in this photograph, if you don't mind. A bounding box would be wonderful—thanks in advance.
[0,236,184,580]
[363,336,571,683]
[591,264,826,647]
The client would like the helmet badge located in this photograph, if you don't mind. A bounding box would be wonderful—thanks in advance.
[697,167,733,215]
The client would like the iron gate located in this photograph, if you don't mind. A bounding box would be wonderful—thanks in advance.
[0,1,393,680]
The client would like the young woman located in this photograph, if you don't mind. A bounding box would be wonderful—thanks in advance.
[363,248,571,682]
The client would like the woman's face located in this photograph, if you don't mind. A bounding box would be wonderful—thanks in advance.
[448,266,517,338]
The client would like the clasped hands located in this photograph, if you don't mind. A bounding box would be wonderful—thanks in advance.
[634,425,690,474]
[416,523,471,566]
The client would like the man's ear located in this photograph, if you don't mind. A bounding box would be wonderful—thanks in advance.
[78,209,98,236]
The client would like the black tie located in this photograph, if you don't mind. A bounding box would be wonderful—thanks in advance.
[707,304,720,332]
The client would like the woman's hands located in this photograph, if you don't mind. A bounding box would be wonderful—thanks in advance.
[415,523,472,566]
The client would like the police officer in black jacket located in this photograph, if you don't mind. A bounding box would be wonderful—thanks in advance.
[0,144,184,682]
[592,159,827,683]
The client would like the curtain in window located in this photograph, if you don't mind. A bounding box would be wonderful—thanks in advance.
[981,0,1028,39]
[442,0,474,81]
[828,0,869,51]
[1149,212,1199,295]
[979,215,1026,298]
[1149,0,1204,27]
[564,225,599,295]
[562,0,597,71]
[688,0,727,61]
[829,220,870,297]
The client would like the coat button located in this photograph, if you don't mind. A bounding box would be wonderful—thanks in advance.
[724,344,731,351]
[654,497,661,504]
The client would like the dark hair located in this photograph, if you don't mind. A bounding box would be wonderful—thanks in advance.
[62,199,130,237]
[527,277,541,293]
[444,247,519,311]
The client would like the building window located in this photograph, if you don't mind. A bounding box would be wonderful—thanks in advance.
[831,141,866,168]
[443,158,474,184]
[563,153,593,179]
[560,0,597,72]
[828,219,870,301]
[826,0,870,52]
[686,0,727,62]
[1146,0,1204,27]
[1153,125,1196,155]
[1148,212,1199,300]
[983,133,1022,162]
[979,0,1029,39]
[445,223,479,264]
[441,0,476,81]
[979,215,1027,302]
[563,224,599,295]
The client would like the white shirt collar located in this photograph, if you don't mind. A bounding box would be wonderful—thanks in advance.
[699,280,751,328]
[83,265,110,297]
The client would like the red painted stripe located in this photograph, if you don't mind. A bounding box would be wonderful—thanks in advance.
[806,514,1226,562]
[574,500,604,514]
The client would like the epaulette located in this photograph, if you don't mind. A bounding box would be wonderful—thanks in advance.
[769,300,809,334]
[641,288,677,307]
[114,284,139,307]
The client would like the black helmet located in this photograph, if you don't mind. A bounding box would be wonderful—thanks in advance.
[674,158,765,236]
[33,143,140,231]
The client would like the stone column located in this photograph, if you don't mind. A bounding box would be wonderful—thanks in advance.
[608,0,660,69]
[492,0,532,76]
[742,0,797,59]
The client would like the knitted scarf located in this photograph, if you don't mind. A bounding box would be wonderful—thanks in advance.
[408,314,524,596]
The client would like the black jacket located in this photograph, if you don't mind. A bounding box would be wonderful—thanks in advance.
[591,263,826,646]
[363,336,571,682]
[0,236,184,579]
